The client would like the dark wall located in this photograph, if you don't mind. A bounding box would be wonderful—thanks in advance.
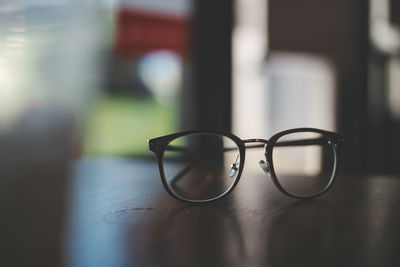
[268,0,369,173]
[181,0,233,132]
[391,0,400,25]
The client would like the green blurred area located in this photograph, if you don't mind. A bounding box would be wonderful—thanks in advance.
[83,95,177,158]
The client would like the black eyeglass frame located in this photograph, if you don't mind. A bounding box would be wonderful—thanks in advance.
[149,128,344,203]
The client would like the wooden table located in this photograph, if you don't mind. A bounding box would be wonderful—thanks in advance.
[65,157,400,267]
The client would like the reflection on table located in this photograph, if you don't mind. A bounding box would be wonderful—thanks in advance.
[65,157,400,267]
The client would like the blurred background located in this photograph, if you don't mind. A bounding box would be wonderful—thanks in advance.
[0,0,400,266]
[2,0,399,172]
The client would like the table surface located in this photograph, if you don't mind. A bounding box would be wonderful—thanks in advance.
[65,157,400,267]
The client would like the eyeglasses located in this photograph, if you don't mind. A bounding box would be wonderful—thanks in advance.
[148,128,344,203]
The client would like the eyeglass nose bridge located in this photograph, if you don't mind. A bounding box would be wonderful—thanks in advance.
[242,139,271,175]
[243,138,269,145]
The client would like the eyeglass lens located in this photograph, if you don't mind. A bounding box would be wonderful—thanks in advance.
[272,131,336,197]
[162,133,241,201]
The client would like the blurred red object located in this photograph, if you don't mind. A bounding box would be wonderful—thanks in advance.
[115,8,189,58]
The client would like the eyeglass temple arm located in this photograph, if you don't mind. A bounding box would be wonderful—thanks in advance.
[241,137,330,149]
[273,137,329,147]
[165,137,333,161]
[169,156,202,189]
[166,137,338,156]
[165,136,330,186]
[169,153,224,191]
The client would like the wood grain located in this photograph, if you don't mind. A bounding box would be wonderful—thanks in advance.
[65,158,400,267]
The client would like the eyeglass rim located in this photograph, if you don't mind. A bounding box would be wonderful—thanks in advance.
[266,128,340,199]
[148,128,344,203]
[149,130,246,203]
